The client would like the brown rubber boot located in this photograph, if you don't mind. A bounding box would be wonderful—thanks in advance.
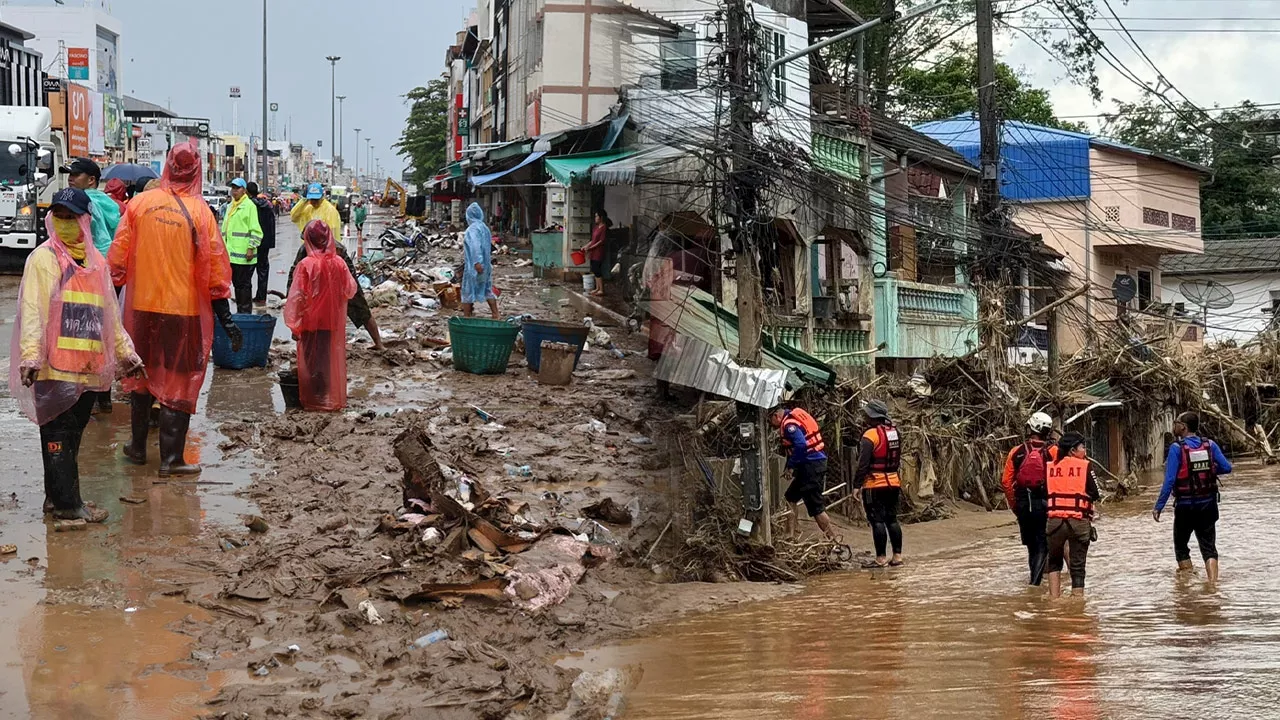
[123,392,151,465]
[157,406,201,478]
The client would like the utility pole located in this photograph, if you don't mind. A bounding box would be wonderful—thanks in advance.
[725,0,769,546]
[353,127,361,187]
[337,95,346,175]
[975,0,1005,377]
[261,0,269,191]
[326,55,341,185]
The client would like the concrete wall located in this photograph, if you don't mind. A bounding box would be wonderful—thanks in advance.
[1162,271,1280,344]
[2,6,122,93]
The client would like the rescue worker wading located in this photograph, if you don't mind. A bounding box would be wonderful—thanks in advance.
[9,188,145,523]
[770,406,839,542]
[1002,412,1059,586]
[1045,432,1101,598]
[222,178,264,314]
[1153,411,1231,583]
[854,400,903,568]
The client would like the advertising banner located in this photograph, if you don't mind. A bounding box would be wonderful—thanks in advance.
[67,83,90,157]
[104,95,124,148]
[88,91,105,156]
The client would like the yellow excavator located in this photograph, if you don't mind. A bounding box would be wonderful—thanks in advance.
[382,178,408,216]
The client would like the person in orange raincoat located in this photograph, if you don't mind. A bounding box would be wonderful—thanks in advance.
[108,143,241,477]
[285,220,356,411]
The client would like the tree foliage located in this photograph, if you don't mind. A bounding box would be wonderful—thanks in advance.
[1102,97,1280,237]
[393,78,450,187]
[827,0,1115,113]
[893,46,1085,130]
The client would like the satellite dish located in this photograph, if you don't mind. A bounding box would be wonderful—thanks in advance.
[1112,274,1137,304]
[1180,279,1235,310]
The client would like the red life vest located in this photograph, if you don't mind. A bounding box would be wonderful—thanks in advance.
[1013,440,1051,490]
[863,423,902,489]
[46,254,107,377]
[780,408,825,455]
[1175,440,1219,500]
[1046,457,1094,520]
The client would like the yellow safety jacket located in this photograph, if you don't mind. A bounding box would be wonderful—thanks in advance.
[221,196,263,265]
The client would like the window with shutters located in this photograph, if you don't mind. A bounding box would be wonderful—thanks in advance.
[1142,207,1170,227]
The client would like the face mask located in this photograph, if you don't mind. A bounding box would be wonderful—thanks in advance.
[52,217,82,243]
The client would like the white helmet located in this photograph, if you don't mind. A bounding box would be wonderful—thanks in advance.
[1026,411,1053,434]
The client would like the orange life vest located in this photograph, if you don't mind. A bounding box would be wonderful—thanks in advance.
[1046,457,1094,520]
[863,423,901,489]
[780,408,825,455]
[47,255,107,377]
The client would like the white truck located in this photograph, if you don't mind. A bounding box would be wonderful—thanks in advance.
[0,107,66,251]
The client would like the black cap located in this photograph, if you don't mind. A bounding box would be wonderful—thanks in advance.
[863,399,890,421]
[58,157,101,179]
[49,187,90,215]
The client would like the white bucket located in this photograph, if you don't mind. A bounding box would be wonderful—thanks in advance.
[583,273,596,292]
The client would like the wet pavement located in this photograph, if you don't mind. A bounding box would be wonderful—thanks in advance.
[570,464,1280,720]
[0,214,310,719]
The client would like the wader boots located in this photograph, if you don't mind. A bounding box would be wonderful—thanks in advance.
[158,406,201,478]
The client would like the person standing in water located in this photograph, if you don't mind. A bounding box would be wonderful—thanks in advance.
[1002,412,1058,586]
[1045,432,1101,597]
[1154,411,1231,583]
[854,400,904,568]
[770,405,839,542]
[461,202,499,319]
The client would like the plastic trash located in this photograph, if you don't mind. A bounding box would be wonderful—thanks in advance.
[504,464,533,477]
[411,629,449,648]
[422,527,443,545]
[472,405,497,423]
[429,267,455,283]
[357,599,385,625]
[628,436,653,445]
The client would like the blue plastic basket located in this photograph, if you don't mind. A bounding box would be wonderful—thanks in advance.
[522,320,589,372]
[213,313,277,369]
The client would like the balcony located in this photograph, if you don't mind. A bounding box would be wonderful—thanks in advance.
[874,277,978,358]
[768,325,871,366]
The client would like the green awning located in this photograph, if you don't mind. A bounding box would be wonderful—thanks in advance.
[446,161,464,179]
[544,149,638,186]
[487,140,533,162]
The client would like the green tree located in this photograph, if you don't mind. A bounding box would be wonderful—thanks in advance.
[1102,97,1280,237]
[893,47,1086,130]
[393,78,450,187]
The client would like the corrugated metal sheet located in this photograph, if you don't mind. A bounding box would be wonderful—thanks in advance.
[654,334,788,408]
[590,145,687,185]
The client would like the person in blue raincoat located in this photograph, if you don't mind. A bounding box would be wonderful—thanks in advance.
[461,202,499,319]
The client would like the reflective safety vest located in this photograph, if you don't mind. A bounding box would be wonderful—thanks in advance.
[1046,457,1094,519]
[1175,439,1219,500]
[780,408,825,455]
[221,196,263,265]
[863,423,902,489]
[47,255,107,377]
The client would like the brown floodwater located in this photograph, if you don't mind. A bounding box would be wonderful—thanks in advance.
[570,464,1280,720]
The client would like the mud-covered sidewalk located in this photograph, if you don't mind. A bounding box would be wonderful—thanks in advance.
[169,211,781,719]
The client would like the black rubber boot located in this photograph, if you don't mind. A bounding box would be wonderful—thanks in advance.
[44,426,107,523]
[95,390,113,414]
[158,406,201,478]
[1029,548,1047,587]
[123,392,151,465]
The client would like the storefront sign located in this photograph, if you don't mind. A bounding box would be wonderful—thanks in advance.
[67,48,90,80]
[66,83,90,156]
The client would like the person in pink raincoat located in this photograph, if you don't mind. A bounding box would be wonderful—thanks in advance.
[10,187,145,523]
[285,219,356,411]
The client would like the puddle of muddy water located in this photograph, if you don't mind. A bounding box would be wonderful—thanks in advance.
[569,464,1280,720]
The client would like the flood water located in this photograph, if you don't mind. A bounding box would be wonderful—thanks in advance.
[574,464,1280,720]
[0,213,315,719]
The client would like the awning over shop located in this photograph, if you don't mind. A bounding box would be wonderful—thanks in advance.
[470,151,546,186]
[591,145,687,185]
[647,285,834,390]
[544,149,638,186]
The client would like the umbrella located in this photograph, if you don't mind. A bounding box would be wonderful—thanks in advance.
[102,163,159,184]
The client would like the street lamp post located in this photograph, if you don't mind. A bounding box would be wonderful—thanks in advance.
[353,127,361,188]
[325,55,340,185]
[336,95,346,177]
[261,0,268,191]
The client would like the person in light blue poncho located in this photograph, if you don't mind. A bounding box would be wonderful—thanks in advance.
[461,202,499,319]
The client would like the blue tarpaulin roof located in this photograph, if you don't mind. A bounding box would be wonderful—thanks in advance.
[470,151,546,186]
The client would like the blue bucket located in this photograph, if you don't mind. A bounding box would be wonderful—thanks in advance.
[213,313,277,369]
[522,320,589,372]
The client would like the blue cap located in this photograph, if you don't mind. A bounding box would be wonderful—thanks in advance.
[305,182,324,199]
[49,187,90,215]
[229,177,247,189]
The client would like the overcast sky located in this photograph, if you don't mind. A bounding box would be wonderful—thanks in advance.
[11,0,1269,174]
[4,0,473,177]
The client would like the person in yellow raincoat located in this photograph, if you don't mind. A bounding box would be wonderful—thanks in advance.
[289,182,341,238]
[10,187,145,523]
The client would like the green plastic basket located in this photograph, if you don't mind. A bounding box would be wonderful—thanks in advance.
[449,317,520,374]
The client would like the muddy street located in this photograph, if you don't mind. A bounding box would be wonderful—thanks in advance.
[569,463,1280,720]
